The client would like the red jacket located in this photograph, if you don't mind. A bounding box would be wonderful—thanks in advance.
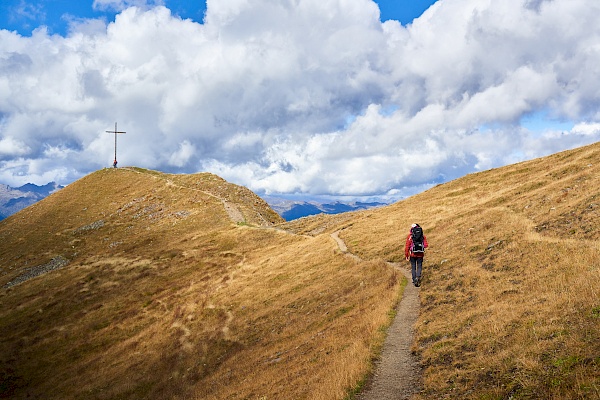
[405,230,428,259]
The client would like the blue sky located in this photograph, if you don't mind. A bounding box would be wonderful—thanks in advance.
[0,0,437,36]
[1,0,599,201]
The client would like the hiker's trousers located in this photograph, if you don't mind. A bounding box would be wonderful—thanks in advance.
[409,257,423,283]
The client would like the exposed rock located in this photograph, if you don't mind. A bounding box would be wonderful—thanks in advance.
[4,256,69,288]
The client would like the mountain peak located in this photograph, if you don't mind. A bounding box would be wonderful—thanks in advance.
[0,182,64,220]
[17,181,62,195]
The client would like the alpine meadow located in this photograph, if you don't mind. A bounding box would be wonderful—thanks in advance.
[1,142,599,399]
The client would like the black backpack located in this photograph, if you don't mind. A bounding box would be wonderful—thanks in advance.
[411,226,425,253]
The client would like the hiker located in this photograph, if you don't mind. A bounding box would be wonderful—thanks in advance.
[113,159,118,168]
[405,223,428,287]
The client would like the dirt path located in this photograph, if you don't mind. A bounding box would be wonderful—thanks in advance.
[331,231,423,399]
[123,167,247,224]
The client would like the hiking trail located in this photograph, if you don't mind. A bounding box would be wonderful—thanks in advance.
[331,231,423,399]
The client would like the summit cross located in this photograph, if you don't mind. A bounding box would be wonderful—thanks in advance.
[106,122,126,168]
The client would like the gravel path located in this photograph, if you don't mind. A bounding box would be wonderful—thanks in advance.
[331,232,422,399]
[356,263,422,399]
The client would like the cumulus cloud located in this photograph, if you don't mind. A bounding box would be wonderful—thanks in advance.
[0,0,599,195]
[0,136,30,156]
[168,140,196,167]
[571,122,600,136]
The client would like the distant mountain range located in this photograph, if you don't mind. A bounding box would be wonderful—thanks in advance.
[264,197,387,221]
[0,182,63,220]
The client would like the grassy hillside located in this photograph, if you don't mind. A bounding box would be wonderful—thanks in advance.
[0,167,401,399]
[335,142,600,399]
[2,140,599,399]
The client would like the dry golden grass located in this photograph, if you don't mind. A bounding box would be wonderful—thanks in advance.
[0,167,401,399]
[1,141,599,399]
[338,142,600,399]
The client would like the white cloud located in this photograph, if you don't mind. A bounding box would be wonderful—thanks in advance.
[12,0,45,23]
[1,0,600,197]
[0,136,30,156]
[43,144,74,159]
[93,0,164,12]
[168,140,196,167]
[571,122,600,136]
[0,157,73,187]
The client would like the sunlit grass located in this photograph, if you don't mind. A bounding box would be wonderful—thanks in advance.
[338,142,600,399]
[1,142,599,399]
[0,167,400,399]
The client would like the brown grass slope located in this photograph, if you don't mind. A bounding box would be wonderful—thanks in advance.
[2,141,599,400]
[334,142,600,399]
[0,167,401,399]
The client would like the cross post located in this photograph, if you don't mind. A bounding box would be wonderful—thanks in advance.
[106,122,126,168]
